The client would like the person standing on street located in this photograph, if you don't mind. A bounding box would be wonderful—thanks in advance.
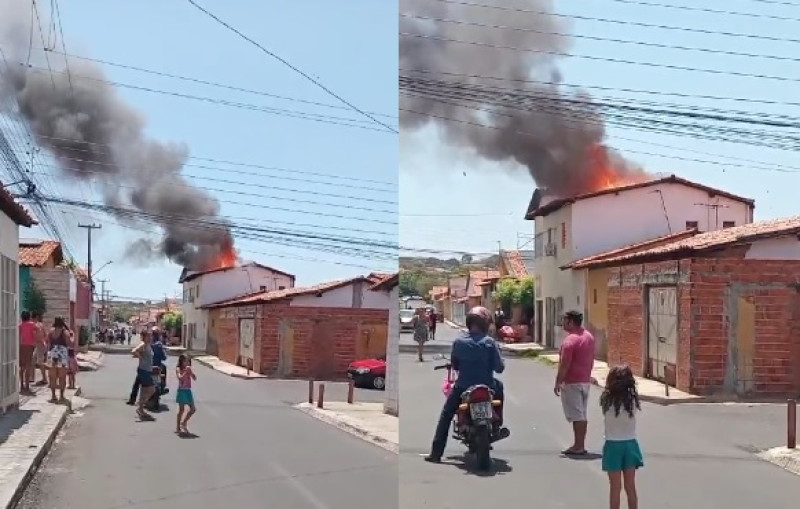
[47,316,71,403]
[427,309,438,341]
[601,365,643,509]
[18,311,37,394]
[175,354,197,434]
[131,330,156,420]
[32,312,48,386]
[412,308,429,362]
[554,310,595,456]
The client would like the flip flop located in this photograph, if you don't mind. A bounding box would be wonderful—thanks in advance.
[562,449,587,456]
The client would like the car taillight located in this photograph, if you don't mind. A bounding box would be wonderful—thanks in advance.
[469,386,491,402]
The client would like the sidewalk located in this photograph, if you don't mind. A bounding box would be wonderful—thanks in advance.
[295,401,398,453]
[538,353,702,405]
[0,386,83,509]
[190,354,267,380]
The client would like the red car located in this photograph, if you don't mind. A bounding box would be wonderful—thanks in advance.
[347,355,387,390]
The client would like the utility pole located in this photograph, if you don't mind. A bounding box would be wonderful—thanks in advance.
[98,279,108,328]
[79,223,101,334]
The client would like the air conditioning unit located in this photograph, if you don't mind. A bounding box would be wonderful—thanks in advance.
[544,243,557,256]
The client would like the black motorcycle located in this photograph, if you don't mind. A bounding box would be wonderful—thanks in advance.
[146,364,169,412]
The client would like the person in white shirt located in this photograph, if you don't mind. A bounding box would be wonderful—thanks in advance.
[600,365,643,509]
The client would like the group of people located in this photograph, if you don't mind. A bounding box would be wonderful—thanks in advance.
[18,312,79,403]
[127,327,198,434]
[426,307,643,509]
[411,307,438,361]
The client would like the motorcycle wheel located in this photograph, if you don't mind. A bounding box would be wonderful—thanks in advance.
[474,426,492,471]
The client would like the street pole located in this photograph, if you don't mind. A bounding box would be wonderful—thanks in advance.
[98,279,108,328]
[79,223,102,332]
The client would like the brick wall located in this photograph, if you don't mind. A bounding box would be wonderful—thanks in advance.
[209,302,389,380]
[607,250,800,397]
[31,267,70,328]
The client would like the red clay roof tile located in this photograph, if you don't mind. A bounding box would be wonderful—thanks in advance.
[573,216,800,268]
[501,250,529,277]
[202,275,375,308]
[19,240,62,267]
[563,229,699,270]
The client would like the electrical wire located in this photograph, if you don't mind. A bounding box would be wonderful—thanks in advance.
[185,0,398,134]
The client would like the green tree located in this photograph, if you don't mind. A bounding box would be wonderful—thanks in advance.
[518,277,534,307]
[493,278,522,307]
[24,281,47,316]
[161,312,183,335]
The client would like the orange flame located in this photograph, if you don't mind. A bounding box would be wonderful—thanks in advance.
[583,144,650,193]
[203,238,238,271]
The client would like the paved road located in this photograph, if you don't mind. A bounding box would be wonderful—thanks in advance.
[399,321,461,355]
[400,352,800,508]
[19,356,396,509]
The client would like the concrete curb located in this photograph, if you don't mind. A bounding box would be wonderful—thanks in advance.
[191,356,265,380]
[444,319,466,331]
[4,387,82,509]
[399,343,452,354]
[758,447,800,476]
[294,402,398,454]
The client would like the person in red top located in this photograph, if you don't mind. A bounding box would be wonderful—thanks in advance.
[19,311,37,394]
[554,310,595,456]
[427,309,438,340]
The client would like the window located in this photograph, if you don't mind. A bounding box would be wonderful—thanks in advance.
[722,221,735,228]
[534,233,544,258]
[593,288,598,304]
[685,221,698,229]
[561,222,567,249]
[278,286,286,290]
[547,228,553,244]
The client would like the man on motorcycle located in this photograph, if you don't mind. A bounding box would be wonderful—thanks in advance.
[424,306,506,463]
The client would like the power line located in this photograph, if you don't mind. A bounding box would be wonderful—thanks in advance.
[400,33,800,83]
[38,48,397,120]
[400,13,800,63]
[19,64,395,134]
[184,0,398,134]
[598,0,800,21]
[428,0,800,45]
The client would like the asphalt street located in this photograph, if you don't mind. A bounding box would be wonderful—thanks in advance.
[399,352,800,508]
[399,321,462,354]
[18,355,396,509]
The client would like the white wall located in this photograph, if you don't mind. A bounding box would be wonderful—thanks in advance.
[384,285,399,416]
[571,182,752,261]
[745,236,800,260]
[182,265,294,352]
[533,181,753,348]
[0,213,19,412]
[290,281,392,309]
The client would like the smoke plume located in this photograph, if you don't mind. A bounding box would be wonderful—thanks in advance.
[0,1,234,270]
[399,0,646,196]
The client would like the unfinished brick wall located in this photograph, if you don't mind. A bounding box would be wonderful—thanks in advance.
[690,252,800,396]
[208,302,388,380]
[606,260,692,391]
[31,267,70,328]
[607,249,800,397]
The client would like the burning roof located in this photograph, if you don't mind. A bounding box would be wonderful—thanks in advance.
[525,174,755,220]
[178,262,296,284]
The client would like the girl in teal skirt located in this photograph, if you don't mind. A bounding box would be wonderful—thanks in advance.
[175,354,197,434]
[600,365,643,509]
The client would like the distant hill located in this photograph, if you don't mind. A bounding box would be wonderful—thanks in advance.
[399,255,500,297]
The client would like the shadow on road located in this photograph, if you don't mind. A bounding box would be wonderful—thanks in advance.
[561,452,602,461]
[444,454,513,477]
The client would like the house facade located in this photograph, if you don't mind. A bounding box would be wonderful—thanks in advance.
[18,240,76,330]
[202,274,392,380]
[527,175,755,348]
[573,216,800,397]
[0,187,36,414]
[179,262,295,352]
[446,276,468,325]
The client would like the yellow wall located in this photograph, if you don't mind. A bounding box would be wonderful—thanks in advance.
[586,268,609,360]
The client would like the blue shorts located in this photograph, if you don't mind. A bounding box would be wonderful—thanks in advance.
[176,388,194,406]
[602,439,644,472]
[136,368,154,387]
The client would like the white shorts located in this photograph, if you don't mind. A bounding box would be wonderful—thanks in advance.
[561,383,591,422]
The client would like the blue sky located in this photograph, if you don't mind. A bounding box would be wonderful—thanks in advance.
[400,0,800,257]
[2,0,397,300]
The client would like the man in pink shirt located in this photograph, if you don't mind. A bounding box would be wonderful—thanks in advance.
[554,310,595,455]
[19,311,37,394]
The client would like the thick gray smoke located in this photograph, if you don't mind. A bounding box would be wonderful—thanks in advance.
[400,0,645,196]
[0,1,234,270]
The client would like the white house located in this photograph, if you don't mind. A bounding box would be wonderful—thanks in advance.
[0,185,37,414]
[179,262,295,352]
[371,273,399,415]
[526,174,754,348]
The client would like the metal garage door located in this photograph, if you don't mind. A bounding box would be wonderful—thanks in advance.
[647,286,677,382]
